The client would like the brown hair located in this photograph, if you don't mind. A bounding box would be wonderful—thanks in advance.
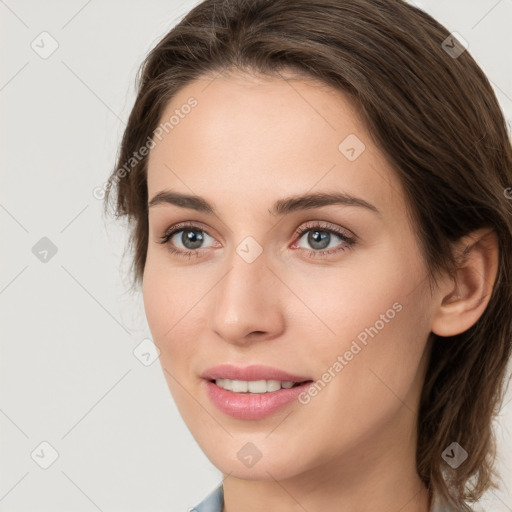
[104,0,512,508]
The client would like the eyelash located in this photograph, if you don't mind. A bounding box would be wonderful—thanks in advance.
[157,221,356,260]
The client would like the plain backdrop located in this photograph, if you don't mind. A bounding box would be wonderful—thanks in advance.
[1,1,511,511]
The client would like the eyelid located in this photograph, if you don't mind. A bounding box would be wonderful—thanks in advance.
[157,219,357,258]
[158,221,220,244]
[158,220,355,242]
[157,222,219,259]
[292,220,356,243]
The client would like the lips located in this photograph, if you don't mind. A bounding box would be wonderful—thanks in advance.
[200,364,311,383]
[200,364,314,420]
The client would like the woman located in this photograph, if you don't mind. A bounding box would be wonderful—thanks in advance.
[104,0,512,510]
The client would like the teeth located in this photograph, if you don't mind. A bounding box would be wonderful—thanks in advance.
[231,380,248,392]
[248,380,267,393]
[214,379,298,393]
[266,379,281,391]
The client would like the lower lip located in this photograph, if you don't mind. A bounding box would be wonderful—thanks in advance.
[204,380,312,420]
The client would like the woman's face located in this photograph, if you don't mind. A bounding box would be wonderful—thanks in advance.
[143,71,436,482]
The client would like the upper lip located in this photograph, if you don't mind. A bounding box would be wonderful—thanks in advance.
[201,364,312,382]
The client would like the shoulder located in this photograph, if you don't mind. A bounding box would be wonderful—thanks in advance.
[190,484,223,512]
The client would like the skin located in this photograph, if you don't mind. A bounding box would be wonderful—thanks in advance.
[143,70,498,512]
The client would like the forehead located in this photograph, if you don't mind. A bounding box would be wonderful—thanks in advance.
[146,72,405,218]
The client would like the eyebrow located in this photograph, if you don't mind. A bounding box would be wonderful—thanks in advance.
[148,190,380,216]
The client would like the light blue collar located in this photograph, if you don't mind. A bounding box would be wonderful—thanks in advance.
[191,484,223,512]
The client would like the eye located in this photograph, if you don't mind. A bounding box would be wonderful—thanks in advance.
[157,222,219,258]
[292,221,356,258]
[157,220,356,260]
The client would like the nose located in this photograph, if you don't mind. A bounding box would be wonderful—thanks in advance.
[208,250,286,345]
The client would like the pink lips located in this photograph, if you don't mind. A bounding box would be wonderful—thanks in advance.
[201,364,313,420]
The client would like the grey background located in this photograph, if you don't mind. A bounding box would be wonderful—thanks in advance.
[1,1,511,511]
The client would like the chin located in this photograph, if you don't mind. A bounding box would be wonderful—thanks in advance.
[203,443,309,481]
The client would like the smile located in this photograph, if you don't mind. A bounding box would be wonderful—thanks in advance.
[212,378,306,393]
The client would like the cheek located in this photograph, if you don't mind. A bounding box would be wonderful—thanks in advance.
[142,262,203,417]
[320,297,430,457]
[142,254,196,364]
[286,246,431,417]
[281,253,421,360]
[142,264,170,341]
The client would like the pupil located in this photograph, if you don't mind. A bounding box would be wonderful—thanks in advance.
[182,229,204,249]
[308,230,330,250]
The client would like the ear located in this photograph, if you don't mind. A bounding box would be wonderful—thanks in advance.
[431,228,499,337]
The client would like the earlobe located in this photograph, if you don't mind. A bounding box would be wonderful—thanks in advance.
[431,228,499,337]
